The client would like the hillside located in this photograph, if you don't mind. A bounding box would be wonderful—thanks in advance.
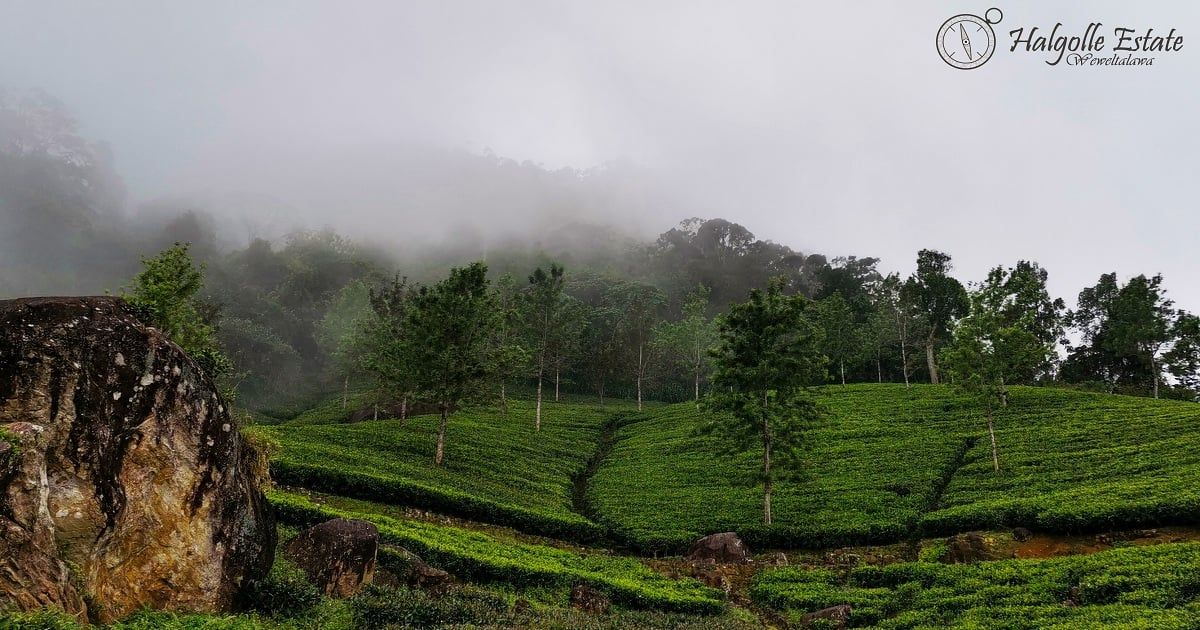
[590,385,1200,553]
[251,400,619,541]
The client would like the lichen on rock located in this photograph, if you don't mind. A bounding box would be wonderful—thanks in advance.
[0,296,275,622]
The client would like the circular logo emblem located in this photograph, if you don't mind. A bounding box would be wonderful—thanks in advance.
[937,8,1003,69]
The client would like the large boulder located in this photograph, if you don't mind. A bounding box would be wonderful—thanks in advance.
[686,532,751,565]
[0,297,275,622]
[284,519,378,598]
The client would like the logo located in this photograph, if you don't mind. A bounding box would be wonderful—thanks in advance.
[937,8,1003,69]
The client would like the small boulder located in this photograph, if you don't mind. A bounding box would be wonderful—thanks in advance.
[942,532,999,564]
[686,532,751,565]
[570,584,610,614]
[1012,527,1033,542]
[284,519,378,598]
[389,547,452,593]
[800,604,852,628]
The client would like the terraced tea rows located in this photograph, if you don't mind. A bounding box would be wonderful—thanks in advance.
[590,385,1200,552]
[269,490,724,614]
[252,401,611,540]
[752,541,1200,628]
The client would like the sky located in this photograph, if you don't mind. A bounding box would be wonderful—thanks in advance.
[1,1,1198,311]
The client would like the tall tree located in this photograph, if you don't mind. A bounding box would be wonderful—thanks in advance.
[1166,312,1200,395]
[901,250,968,384]
[358,275,415,420]
[491,273,528,415]
[873,273,919,387]
[1066,273,1175,397]
[816,293,864,386]
[942,287,1053,471]
[608,281,666,411]
[548,296,586,402]
[404,262,503,466]
[702,278,827,525]
[974,261,1065,382]
[525,264,565,430]
[653,285,717,402]
[317,279,372,409]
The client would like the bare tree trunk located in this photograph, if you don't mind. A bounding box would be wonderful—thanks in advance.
[840,360,846,386]
[876,348,882,384]
[555,368,560,402]
[636,343,644,412]
[694,366,700,403]
[925,335,939,385]
[762,391,773,525]
[1152,355,1160,399]
[900,322,911,388]
[987,405,999,472]
[535,376,543,432]
[500,383,508,415]
[373,402,378,421]
[342,376,349,410]
[435,402,449,466]
[400,396,408,421]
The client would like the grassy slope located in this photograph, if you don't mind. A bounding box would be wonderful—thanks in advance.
[270,489,725,614]
[752,542,1200,629]
[252,400,619,540]
[590,385,1200,552]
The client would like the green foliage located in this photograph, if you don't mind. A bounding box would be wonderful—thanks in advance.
[901,249,969,383]
[242,557,322,619]
[122,242,231,378]
[348,584,508,629]
[253,400,612,540]
[752,542,1200,628]
[269,490,724,614]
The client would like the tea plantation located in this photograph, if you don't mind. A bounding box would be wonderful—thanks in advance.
[215,384,1200,628]
[751,542,1200,628]
[250,400,613,540]
[589,384,1200,553]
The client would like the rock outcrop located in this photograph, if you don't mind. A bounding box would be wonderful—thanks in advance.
[284,519,378,598]
[941,532,1000,564]
[0,297,275,622]
[686,532,752,565]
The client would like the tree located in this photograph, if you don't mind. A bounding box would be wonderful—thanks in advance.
[317,280,372,409]
[653,285,717,402]
[123,242,230,378]
[548,296,586,402]
[525,264,565,430]
[901,250,968,384]
[405,262,503,466]
[816,293,864,386]
[608,281,666,411]
[974,261,1065,382]
[1065,273,1175,397]
[491,273,528,415]
[872,273,920,387]
[702,278,827,525]
[1165,312,1200,395]
[357,276,416,421]
[942,287,1053,471]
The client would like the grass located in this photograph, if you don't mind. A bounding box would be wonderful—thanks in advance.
[589,385,1200,553]
[250,400,619,540]
[751,541,1200,628]
[269,489,725,614]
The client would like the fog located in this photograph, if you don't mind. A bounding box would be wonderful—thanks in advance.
[2,1,1198,310]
